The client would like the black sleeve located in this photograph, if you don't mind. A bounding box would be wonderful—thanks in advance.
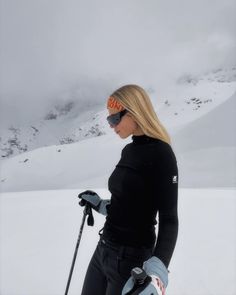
[152,146,179,269]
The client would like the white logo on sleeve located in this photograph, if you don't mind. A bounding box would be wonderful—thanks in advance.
[172,175,178,183]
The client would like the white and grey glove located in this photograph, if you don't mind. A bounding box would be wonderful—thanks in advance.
[121,256,168,295]
[78,190,110,216]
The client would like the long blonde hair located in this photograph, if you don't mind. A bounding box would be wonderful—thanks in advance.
[110,84,171,145]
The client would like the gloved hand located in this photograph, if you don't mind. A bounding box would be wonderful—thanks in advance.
[78,190,110,216]
[121,256,168,295]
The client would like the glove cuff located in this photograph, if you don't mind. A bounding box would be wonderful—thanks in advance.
[143,256,168,288]
[98,199,110,216]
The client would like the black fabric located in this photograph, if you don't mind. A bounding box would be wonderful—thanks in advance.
[81,238,152,295]
[103,134,179,268]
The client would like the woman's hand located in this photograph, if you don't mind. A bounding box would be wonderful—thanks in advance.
[78,190,110,216]
[121,256,168,295]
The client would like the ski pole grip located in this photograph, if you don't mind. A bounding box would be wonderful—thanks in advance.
[131,267,148,285]
[125,267,152,295]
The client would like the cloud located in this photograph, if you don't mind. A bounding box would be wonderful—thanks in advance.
[0,0,235,123]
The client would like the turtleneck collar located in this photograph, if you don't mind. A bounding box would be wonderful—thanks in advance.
[132,134,160,144]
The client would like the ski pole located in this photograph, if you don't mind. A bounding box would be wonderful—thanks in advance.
[64,204,92,295]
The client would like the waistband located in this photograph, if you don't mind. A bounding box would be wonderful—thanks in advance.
[98,234,153,259]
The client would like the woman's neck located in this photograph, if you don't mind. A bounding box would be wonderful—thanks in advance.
[133,127,144,136]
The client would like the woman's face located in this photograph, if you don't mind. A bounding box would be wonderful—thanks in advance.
[108,108,143,138]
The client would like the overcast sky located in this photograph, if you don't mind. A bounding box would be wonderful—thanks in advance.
[0,0,235,123]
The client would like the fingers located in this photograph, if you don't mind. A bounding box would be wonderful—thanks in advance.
[78,190,95,197]
[79,199,86,207]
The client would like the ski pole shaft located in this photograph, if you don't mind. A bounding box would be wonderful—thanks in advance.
[64,205,88,295]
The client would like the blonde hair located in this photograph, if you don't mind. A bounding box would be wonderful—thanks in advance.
[110,84,171,145]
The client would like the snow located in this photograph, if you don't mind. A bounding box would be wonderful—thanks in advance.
[172,92,236,152]
[0,133,129,192]
[0,69,236,294]
[1,88,236,191]
[1,68,236,159]
[172,92,236,187]
[0,189,235,295]
[176,146,236,187]
[1,1,236,293]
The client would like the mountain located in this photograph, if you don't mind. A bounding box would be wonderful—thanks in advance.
[172,92,236,187]
[0,104,107,159]
[173,92,236,151]
[0,67,236,190]
[1,66,236,159]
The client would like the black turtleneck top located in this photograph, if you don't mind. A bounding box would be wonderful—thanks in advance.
[103,134,178,268]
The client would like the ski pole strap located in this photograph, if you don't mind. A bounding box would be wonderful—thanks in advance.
[84,204,94,226]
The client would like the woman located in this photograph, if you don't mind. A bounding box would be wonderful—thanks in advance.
[79,84,178,295]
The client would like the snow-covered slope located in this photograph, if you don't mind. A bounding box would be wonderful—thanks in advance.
[172,92,236,187]
[0,105,107,158]
[0,133,129,192]
[0,68,236,294]
[0,67,236,191]
[0,189,235,295]
[1,67,236,159]
[1,92,235,191]
[157,66,236,130]
[173,92,236,151]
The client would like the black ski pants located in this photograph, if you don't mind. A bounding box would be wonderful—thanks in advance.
[81,237,153,295]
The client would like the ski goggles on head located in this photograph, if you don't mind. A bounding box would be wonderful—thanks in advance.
[106,109,128,127]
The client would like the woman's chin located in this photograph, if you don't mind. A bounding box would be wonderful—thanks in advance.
[118,133,130,139]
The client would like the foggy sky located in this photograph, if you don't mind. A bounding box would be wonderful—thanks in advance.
[0,0,236,123]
